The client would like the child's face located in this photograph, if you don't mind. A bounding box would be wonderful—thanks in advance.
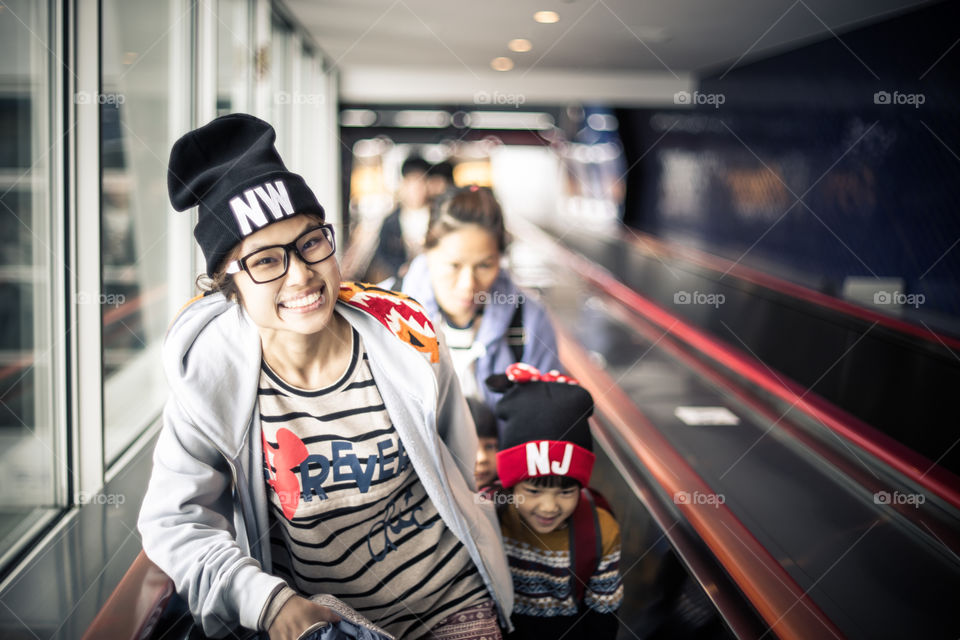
[475,437,498,488]
[513,480,580,534]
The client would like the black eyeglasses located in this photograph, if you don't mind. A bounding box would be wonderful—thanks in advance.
[226,224,336,284]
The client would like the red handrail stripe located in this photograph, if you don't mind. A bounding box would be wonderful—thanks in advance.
[542,232,960,512]
[1,286,171,384]
[556,329,846,640]
[0,354,35,384]
[599,298,960,555]
[622,230,960,351]
[82,550,176,640]
[588,422,769,639]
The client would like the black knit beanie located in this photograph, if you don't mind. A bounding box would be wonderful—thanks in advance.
[466,397,498,440]
[167,113,325,276]
[486,371,596,488]
[489,376,594,452]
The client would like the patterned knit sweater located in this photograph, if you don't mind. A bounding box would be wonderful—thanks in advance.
[499,502,623,639]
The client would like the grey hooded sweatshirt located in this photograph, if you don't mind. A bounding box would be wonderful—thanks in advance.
[138,287,514,637]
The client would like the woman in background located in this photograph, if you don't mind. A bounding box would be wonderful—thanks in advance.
[400,186,562,414]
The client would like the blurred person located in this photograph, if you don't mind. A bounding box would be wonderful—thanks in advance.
[467,396,499,490]
[426,160,456,203]
[366,155,430,283]
[138,114,512,640]
[400,186,562,419]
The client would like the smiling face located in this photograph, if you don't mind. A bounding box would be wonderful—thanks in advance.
[231,214,341,342]
[425,224,501,326]
[513,479,580,535]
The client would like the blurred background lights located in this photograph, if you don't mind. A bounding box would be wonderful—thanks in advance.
[340,109,377,127]
[533,11,559,24]
[587,113,619,131]
[491,56,514,71]
[508,38,532,53]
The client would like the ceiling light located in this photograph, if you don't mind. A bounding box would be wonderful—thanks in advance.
[491,57,514,71]
[508,38,532,53]
[587,113,618,131]
[467,111,555,130]
[533,11,559,24]
[391,110,451,128]
[340,109,377,127]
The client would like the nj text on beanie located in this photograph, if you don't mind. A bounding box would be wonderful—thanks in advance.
[167,113,325,276]
[486,363,596,488]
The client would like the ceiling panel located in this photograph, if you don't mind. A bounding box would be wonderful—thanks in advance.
[285,0,931,73]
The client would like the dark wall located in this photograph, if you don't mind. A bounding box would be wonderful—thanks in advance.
[613,1,960,474]
[619,0,960,324]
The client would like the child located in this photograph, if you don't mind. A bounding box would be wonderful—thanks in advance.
[487,364,623,639]
[467,396,499,490]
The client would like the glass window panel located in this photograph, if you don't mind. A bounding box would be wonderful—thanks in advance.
[0,0,59,567]
[269,17,293,158]
[292,48,321,171]
[101,0,184,462]
[216,0,252,116]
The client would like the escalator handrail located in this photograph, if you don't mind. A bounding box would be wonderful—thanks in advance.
[622,228,960,351]
[546,229,960,513]
[81,550,176,640]
[556,327,846,640]
[596,294,960,554]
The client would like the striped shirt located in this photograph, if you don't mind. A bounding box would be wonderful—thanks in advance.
[259,327,487,638]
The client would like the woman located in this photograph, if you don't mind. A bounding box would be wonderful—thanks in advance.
[138,114,512,640]
[400,186,562,413]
